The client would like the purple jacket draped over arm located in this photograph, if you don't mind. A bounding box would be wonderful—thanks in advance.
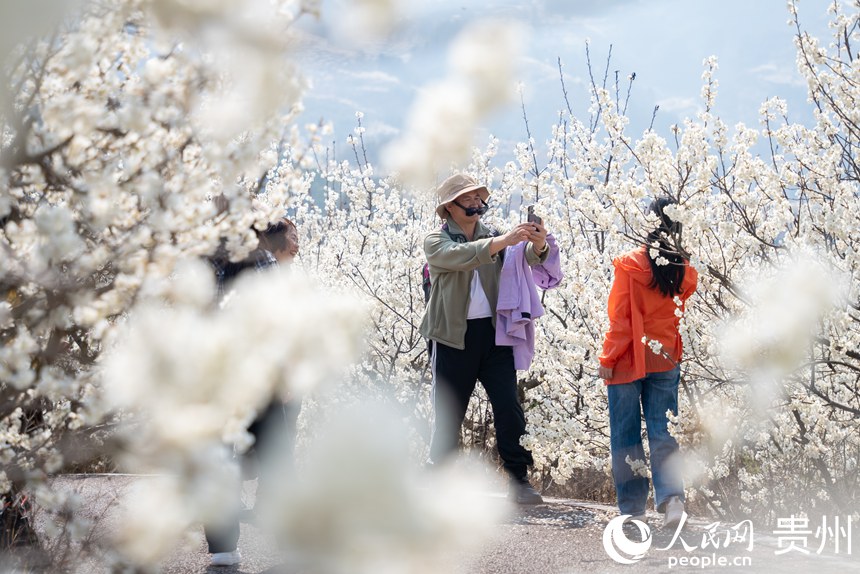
[495,234,563,370]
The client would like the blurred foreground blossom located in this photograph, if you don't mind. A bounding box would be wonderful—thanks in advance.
[383,19,524,187]
[668,395,742,485]
[147,0,309,141]
[113,459,233,566]
[719,253,845,409]
[103,265,367,565]
[327,0,403,45]
[263,401,509,574]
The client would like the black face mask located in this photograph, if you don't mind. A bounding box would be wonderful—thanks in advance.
[453,198,489,216]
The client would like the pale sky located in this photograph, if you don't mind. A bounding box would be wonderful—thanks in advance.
[295,0,833,167]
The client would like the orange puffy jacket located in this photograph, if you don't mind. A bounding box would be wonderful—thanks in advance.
[598,246,698,385]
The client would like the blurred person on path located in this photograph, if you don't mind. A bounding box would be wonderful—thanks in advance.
[420,173,549,505]
[598,197,698,530]
[204,216,300,567]
[244,217,301,505]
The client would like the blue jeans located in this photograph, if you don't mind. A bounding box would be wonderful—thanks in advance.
[607,366,684,515]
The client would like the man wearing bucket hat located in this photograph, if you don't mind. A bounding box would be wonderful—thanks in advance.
[420,173,549,504]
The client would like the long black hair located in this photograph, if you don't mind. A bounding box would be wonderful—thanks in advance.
[646,197,686,298]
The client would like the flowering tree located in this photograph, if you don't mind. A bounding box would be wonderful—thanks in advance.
[0,0,327,561]
[519,3,860,523]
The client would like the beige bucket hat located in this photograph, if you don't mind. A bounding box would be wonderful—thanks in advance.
[435,173,490,219]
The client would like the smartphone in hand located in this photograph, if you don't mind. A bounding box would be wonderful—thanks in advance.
[527,205,542,226]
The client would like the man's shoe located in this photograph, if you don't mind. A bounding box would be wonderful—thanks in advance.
[662,496,685,530]
[625,513,648,525]
[509,480,543,505]
[210,550,242,567]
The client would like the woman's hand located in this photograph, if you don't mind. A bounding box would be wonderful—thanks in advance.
[527,221,548,253]
[598,365,613,380]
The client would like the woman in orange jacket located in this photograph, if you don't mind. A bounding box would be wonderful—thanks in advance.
[598,197,698,530]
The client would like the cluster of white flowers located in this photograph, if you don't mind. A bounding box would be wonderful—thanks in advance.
[625,455,650,479]
[642,337,664,357]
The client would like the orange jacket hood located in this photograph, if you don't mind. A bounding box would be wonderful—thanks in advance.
[613,248,655,285]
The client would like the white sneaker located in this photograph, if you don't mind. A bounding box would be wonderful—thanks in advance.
[210,550,242,567]
[662,496,685,530]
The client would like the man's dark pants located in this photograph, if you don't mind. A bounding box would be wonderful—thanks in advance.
[429,317,534,481]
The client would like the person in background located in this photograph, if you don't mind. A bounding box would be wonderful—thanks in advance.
[246,216,300,505]
[205,216,300,567]
[598,197,698,530]
[420,173,549,505]
[259,217,299,264]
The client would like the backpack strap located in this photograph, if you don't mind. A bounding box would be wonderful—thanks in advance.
[422,224,452,303]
